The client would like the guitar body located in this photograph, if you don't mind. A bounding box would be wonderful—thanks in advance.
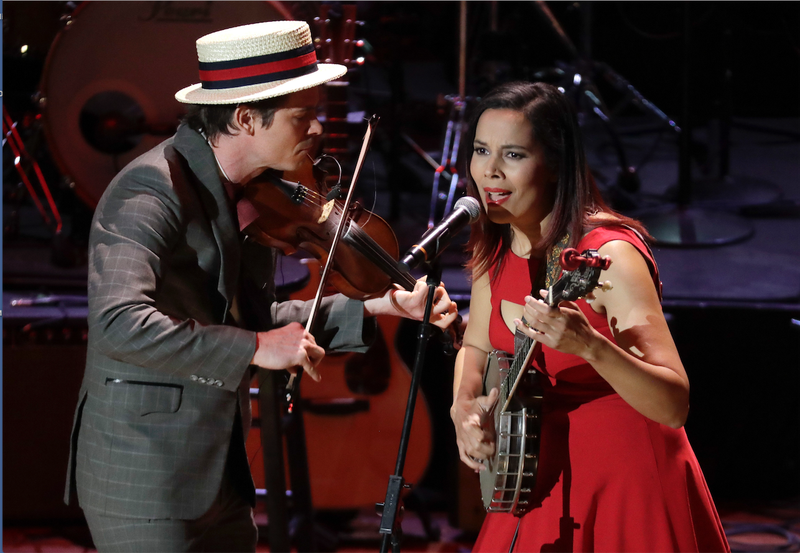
[247,258,433,510]
[479,350,543,515]
[301,314,433,509]
[247,7,436,512]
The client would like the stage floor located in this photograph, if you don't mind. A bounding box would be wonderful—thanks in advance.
[4,500,800,552]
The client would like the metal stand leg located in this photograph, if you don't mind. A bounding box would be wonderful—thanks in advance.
[377,266,442,553]
[639,2,753,246]
[673,11,782,212]
[425,97,472,228]
[258,371,292,552]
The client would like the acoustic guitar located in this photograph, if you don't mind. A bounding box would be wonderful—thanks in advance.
[247,257,433,509]
[246,4,433,511]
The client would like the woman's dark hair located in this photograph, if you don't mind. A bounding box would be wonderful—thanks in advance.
[463,81,650,279]
[183,95,288,142]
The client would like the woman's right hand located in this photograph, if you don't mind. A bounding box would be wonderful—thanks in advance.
[451,387,500,472]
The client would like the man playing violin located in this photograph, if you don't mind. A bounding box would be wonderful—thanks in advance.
[64,21,458,553]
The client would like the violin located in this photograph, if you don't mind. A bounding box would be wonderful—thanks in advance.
[242,165,418,300]
[241,117,463,385]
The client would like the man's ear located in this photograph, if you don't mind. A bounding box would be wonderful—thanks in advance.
[233,106,257,136]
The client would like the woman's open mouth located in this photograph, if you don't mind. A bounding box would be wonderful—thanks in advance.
[484,188,511,206]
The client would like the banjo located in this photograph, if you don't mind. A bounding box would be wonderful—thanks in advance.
[479,248,612,516]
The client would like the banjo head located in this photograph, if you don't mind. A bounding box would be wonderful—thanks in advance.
[479,351,542,515]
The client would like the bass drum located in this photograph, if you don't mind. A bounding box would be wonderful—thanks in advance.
[38,1,292,207]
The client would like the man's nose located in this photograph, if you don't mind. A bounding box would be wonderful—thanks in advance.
[309,118,323,136]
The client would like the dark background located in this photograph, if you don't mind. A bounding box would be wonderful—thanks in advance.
[3,0,800,538]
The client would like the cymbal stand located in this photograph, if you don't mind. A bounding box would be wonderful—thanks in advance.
[427,1,473,227]
[426,96,472,228]
[377,263,441,553]
[3,106,63,236]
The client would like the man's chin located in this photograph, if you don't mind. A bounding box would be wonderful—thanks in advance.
[275,158,312,178]
[293,154,315,171]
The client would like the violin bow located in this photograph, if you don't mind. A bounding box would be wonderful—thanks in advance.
[285,114,381,406]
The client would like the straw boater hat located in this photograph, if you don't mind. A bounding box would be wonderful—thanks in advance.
[175,20,346,105]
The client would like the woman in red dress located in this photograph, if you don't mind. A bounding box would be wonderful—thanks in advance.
[451,81,729,553]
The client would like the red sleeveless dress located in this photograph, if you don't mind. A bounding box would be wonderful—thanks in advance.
[472,226,729,553]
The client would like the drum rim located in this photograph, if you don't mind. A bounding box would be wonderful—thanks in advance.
[36,1,294,208]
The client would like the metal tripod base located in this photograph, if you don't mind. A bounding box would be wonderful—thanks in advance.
[666,175,783,211]
[694,175,782,210]
[640,207,754,247]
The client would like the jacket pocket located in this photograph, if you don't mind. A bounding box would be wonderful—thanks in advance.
[105,379,183,416]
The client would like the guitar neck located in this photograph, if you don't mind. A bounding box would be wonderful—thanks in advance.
[314,4,359,186]
[500,285,558,412]
[500,334,540,413]
[323,82,350,161]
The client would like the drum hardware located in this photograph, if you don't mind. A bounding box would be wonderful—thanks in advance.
[3,105,63,237]
[425,94,475,230]
[422,2,474,228]
[4,104,93,267]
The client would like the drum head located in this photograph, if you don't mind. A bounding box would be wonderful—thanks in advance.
[39,1,292,207]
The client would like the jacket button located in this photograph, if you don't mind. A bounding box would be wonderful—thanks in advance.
[215,380,224,387]
[190,375,199,381]
[198,377,207,384]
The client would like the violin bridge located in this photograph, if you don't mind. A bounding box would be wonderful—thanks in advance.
[318,199,336,224]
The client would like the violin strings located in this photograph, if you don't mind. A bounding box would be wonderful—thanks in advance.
[346,225,416,291]
[298,190,352,222]
[310,175,412,289]
[296,184,375,230]
[284,181,415,291]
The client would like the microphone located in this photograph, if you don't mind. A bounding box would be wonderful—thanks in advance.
[398,196,481,272]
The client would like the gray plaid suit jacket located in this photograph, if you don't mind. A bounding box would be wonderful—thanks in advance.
[65,123,371,520]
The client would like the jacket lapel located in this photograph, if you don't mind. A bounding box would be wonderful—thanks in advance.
[173,124,241,319]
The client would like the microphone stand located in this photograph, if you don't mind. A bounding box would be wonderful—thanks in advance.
[377,260,442,553]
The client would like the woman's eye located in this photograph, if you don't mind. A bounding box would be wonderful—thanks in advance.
[475,147,488,155]
[507,152,524,159]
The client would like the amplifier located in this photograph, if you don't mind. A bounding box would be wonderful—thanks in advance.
[3,292,88,522]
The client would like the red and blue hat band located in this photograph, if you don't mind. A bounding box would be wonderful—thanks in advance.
[198,43,318,90]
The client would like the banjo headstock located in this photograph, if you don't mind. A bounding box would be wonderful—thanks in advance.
[547,248,612,306]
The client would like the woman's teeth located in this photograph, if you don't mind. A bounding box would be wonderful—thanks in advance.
[487,190,510,203]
